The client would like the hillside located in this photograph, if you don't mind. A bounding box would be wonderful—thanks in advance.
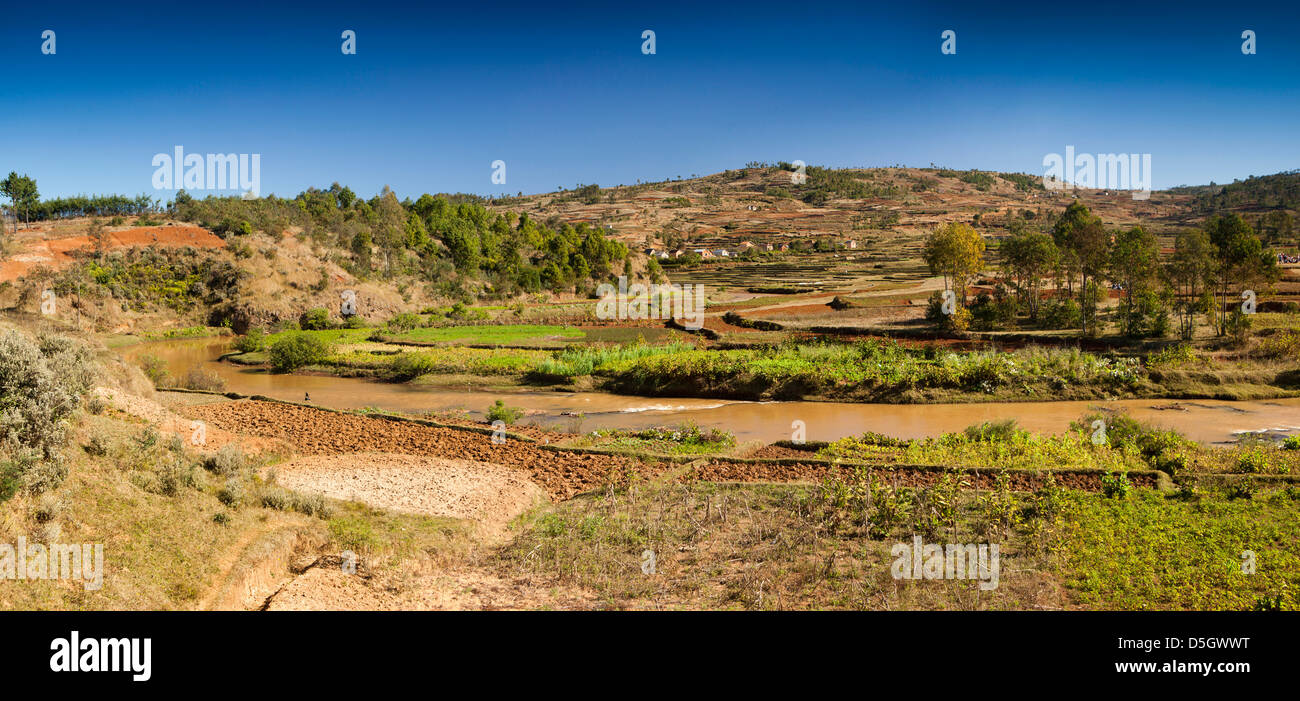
[1,187,640,334]
[489,164,1210,254]
[3,166,1297,337]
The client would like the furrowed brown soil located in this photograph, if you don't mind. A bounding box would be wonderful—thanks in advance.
[747,445,815,459]
[182,399,667,499]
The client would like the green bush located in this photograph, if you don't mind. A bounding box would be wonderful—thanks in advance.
[1101,472,1132,499]
[1282,435,1300,450]
[1147,344,1195,368]
[328,515,378,553]
[299,307,334,330]
[486,399,524,425]
[387,312,421,332]
[1236,448,1271,474]
[231,329,266,353]
[1040,298,1081,330]
[963,419,1023,442]
[138,354,170,386]
[269,332,332,372]
[258,486,332,518]
[389,353,436,381]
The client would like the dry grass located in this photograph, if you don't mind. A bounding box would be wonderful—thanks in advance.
[496,475,1068,610]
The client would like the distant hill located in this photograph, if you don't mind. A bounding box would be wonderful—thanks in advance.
[1187,170,1300,212]
[488,164,1205,253]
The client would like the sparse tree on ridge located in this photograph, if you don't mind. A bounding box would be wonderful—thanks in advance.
[1,172,39,235]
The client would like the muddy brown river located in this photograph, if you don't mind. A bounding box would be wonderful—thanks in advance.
[120,337,1300,446]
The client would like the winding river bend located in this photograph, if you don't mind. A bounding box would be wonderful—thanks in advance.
[121,337,1300,446]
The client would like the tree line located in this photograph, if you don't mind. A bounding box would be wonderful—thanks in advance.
[170,184,631,300]
[1,172,158,236]
[924,201,1281,340]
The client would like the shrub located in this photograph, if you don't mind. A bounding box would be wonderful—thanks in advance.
[202,444,245,476]
[1101,471,1132,499]
[83,432,111,457]
[299,307,333,331]
[1283,435,1300,450]
[342,314,367,329]
[258,485,328,516]
[231,329,266,353]
[1256,330,1300,359]
[269,332,331,372]
[153,456,198,496]
[132,426,159,451]
[1072,410,1191,470]
[1151,450,1188,475]
[1236,448,1271,474]
[1223,481,1255,500]
[138,354,171,386]
[178,366,226,391]
[389,353,436,381]
[924,291,971,332]
[1225,309,1253,345]
[32,493,65,523]
[600,422,737,453]
[290,492,332,518]
[963,419,1023,442]
[1147,344,1195,368]
[259,487,289,511]
[0,331,94,496]
[1040,298,1081,330]
[328,515,378,553]
[968,291,1018,331]
[486,399,524,425]
[446,302,488,321]
[216,478,244,508]
[977,471,1022,538]
[386,312,421,332]
[16,457,68,497]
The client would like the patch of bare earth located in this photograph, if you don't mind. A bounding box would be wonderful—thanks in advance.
[261,454,606,610]
[91,386,281,456]
[265,563,601,611]
[271,452,546,536]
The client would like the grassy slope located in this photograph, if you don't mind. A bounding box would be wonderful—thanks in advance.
[0,405,474,610]
[498,479,1300,610]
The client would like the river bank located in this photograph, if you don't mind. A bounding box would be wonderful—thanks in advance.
[118,335,1300,446]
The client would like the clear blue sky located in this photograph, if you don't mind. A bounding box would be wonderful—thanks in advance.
[3,0,1297,201]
